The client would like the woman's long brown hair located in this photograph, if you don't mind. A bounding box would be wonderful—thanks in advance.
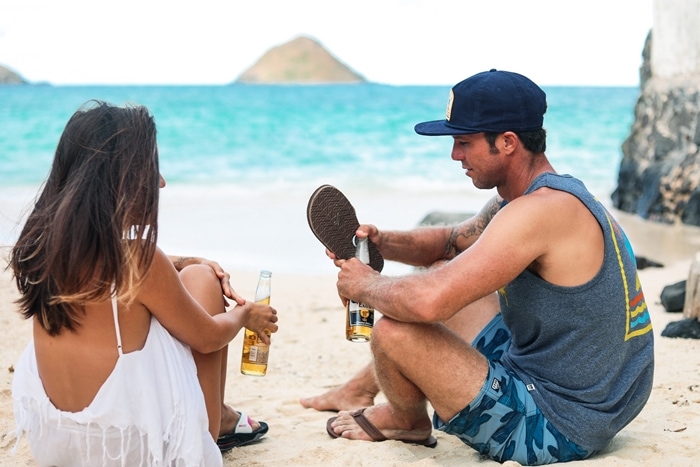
[9,101,160,336]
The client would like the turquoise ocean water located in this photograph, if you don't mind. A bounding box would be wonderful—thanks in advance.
[0,84,638,191]
[0,84,640,274]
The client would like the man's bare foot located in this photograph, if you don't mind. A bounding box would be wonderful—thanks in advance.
[327,404,434,445]
[220,405,264,435]
[300,363,380,411]
[299,384,376,412]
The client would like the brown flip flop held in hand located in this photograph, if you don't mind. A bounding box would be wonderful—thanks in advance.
[307,185,384,272]
[326,408,437,448]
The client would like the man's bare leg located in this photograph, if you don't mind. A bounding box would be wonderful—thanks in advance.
[301,292,499,412]
[444,292,499,343]
[328,316,489,442]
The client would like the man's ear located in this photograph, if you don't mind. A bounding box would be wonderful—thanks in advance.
[500,131,518,155]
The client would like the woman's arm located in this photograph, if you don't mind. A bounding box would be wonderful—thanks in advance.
[141,249,277,353]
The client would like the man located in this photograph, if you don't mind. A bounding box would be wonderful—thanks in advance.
[313,70,654,465]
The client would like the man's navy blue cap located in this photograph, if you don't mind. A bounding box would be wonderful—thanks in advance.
[414,69,547,136]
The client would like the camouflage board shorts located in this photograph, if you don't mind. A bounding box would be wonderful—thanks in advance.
[432,313,595,465]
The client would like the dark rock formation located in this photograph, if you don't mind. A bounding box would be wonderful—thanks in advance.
[661,317,700,339]
[612,31,700,226]
[0,64,27,85]
[235,35,366,84]
[660,280,686,312]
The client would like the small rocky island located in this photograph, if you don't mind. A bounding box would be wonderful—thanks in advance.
[0,65,27,85]
[234,35,366,84]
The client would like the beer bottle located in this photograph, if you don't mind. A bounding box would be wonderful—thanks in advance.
[241,270,272,376]
[346,238,374,342]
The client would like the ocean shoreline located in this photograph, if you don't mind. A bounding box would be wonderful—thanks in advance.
[2,182,699,277]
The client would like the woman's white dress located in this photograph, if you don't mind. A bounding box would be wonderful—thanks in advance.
[12,297,222,467]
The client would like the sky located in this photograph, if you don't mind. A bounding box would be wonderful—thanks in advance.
[0,0,653,87]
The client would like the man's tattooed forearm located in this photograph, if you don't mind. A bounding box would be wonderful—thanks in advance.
[445,223,482,258]
[444,196,502,259]
[445,227,462,258]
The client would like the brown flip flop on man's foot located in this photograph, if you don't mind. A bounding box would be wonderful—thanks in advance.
[326,408,437,448]
[306,185,384,272]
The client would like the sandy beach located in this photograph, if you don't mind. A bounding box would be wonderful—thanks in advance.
[1,186,699,466]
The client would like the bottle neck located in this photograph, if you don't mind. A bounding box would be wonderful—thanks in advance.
[355,238,370,264]
[255,270,272,301]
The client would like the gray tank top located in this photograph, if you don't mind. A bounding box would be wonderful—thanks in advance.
[499,173,654,451]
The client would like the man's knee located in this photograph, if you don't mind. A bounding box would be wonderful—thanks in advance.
[371,317,416,353]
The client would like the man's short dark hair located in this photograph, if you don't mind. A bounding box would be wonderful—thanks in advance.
[484,129,547,154]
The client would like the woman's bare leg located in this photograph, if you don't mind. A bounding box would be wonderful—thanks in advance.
[179,265,261,439]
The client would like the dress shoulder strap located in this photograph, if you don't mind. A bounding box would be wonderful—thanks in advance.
[111,294,124,356]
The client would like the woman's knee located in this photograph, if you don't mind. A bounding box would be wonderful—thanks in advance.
[179,265,224,315]
[179,263,217,284]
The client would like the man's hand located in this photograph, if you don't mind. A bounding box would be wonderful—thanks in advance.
[336,257,377,308]
[326,223,382,267]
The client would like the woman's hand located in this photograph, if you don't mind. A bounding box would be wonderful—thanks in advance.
[170,256,246,307]
[199,259,246,306]
[239,302,279,345]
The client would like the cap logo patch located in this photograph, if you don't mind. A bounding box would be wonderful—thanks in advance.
[445,89,454,122]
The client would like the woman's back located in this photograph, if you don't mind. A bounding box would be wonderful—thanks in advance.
[34,298,151,412]
[13,293,223,466]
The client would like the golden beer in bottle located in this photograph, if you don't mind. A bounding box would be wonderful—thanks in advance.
[241,270,272,376]
[346,238,374,342]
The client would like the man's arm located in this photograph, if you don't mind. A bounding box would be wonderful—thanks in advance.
[444,195,503,259]
[375,195,503,267]
[339,193,555,323]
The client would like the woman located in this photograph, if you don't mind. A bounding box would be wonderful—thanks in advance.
[9,101,278,466]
